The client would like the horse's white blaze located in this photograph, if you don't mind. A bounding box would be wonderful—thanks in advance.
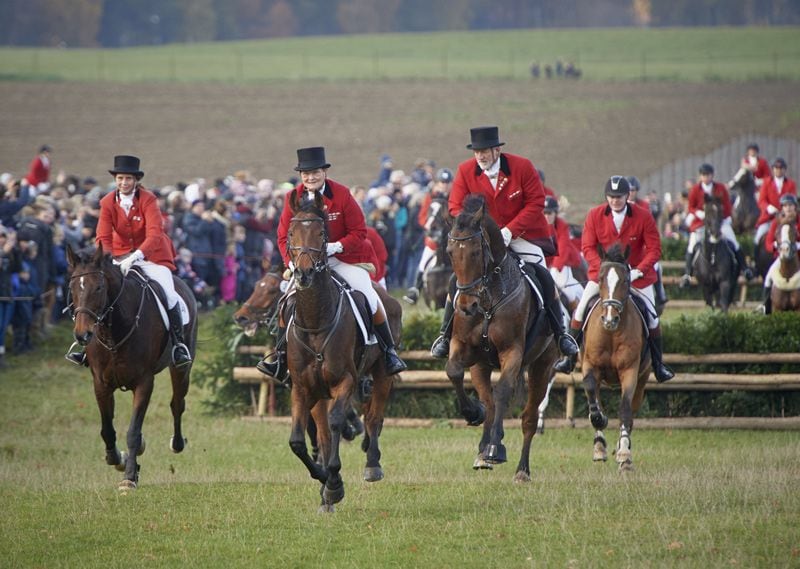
[605,268,620,320]
[79,275,85,291]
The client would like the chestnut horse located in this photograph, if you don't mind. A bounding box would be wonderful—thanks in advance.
[581,244,651,472]
[66,245,197,490]
[445,195,558,482]
[284,191,401,511]
[769,214,800,312]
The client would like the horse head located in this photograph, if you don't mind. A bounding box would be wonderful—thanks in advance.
[66,244,122,346]
[777,214,798,261]
[447,195,505,314]
[287,190,328,290]
[597,243,631,332]
[233,270,285,336]
[703,195,723,242]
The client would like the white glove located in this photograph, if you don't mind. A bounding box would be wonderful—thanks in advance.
[630,268,644,281]
[695,210,705,220]
[500,227,513,247]
[684,214,695,227]
[115,250,144,275]
[326,242,343,256]
[767,204,778,215]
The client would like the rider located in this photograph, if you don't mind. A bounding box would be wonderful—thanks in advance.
[627,175,668,313]
[543,196,584,311]
[680,163,754,288]
[558,176,674,382]
[429,126,579,363]
[728,142,772,190]
[66,155,192,367]
[754,158,797,245]
[256,147,407,382]
[403,167,454,304]
[758,193,800,314]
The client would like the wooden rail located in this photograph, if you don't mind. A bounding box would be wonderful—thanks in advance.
[233,348,800,417]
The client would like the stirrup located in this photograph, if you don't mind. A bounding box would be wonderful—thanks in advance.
[65,341,88,367]
[558,333,579,356]
[256,353,289,384]
[172,343,192,367]
[553,354,576,374]
[402,287,419,305]
[430,335,450,359]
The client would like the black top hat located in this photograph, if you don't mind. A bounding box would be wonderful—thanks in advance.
[466,126,505,150]
[109,155,144,179]
[39,144,52,153]
[294,147,331,172]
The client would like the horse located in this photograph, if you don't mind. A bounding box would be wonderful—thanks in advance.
[421,197,452,309]
[232,270,380,442]
[445,195,558,482]
[66,245,197,490]
[769,214,800,312]
[692,196,739,312]
[581,243,651,472]
[283,191,401,511]
[730,170,759,236]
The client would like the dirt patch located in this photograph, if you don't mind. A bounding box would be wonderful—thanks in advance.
[0,80,797,219]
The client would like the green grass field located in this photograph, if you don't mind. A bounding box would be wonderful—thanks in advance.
[1,27,799,83]
[1,317,799,568]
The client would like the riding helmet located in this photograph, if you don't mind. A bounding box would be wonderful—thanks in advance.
[543,196,559,213]
[779,194,797,207]
[436,168,454,183]
[604,175,630,197]
[698,163,714,175]
[626,176,641,191]
[773,157,787,169]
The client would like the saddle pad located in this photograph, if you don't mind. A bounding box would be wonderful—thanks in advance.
[769,264,800,291]
[129,269,190,330]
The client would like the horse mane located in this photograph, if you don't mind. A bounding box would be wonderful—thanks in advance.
[290,191,329,232]
[602,243,627,264]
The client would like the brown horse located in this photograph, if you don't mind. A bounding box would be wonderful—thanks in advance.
[422,197,452,309]
[581,244,651,472]
[445,195,558,482]
[66,245,197,490]
[769,214,800,312]
[284,191,401,511]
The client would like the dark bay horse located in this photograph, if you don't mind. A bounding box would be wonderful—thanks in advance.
[769,214,800,312]
[693,197,739,312]
[284,191,401,511]
[581,244,651,472]
[445,195,558,483]
[730,171,759,236]
[66,245,197,490]
[422,197,452,309]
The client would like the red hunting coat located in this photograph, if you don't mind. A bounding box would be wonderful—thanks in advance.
[25,155,50,187]
[582,203,661,287]
[686,182,732,233]
[365,226,388,282]
[449,153,550,245]
[765,216,800,258]
[277,179,371,267]
[96,187,177,271]
[756,176,797,226]
[547,216,582,271]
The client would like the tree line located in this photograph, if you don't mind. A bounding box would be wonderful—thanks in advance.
[2,0,798,48]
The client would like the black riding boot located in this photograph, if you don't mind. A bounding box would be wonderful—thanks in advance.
[654,264,668,315]
[734,247,754,281]
[760,286,773,315]
[680,250,693,288]
[375,321,407,375]
[527,262,579,358]
[65,343,89,367]
[553,326,582,374]
[431,273,457,359]
[403,271,424,305]
[256,325,289,385]
[168,305,192,367]
[649,332,674,383]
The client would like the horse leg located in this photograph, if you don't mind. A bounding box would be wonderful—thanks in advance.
[536,375,556,435]
[583,368,608,462]
[615,366,639,472]
[93,380,124,471]
[485,353,524,466]
[515,350,556,483]
[361,370,392,482]
[119,377,155,490]
[289,391,327,485]
[468,364,496,470]
[307,418,320,464]
[445,357,485,427]
[168,366,189,453]
[321,375,354,508]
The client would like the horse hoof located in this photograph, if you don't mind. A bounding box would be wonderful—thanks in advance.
[618,459,634,473]
[363,466,384,482]
[513,471,531,483]
[322,482,345,505]
[137,436,146,456]
[486,444,507,464]
[463,399,486,426]
[536,422,545,436]
[118,479,137,491]
[115,451,129,472]
[170,436,187,453]
[615,449,632,465]
[592,443,607,462]
[106,448,122,467]
[318,504,336,514]
[473,456,493,470]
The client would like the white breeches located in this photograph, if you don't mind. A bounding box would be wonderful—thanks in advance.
[135,261,181,308]
[510,237,546,268]
[688,220,739,252]
[417,245,436,272]
[574,281,658,329]
[549,265,584,304]
[329,257,381,314]
[754,221,771,245]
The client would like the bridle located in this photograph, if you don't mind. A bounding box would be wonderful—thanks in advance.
[600,262,630,320]
[287,215,328,276]
[449,228,501,296]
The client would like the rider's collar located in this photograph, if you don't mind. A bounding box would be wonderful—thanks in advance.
[473,154,510,178]
[604,203,632,217]
[304,181,332,200]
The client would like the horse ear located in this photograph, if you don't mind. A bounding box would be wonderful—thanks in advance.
[314,190,324,211]
[597,243,606,260]
[623,245,631,261]
[92,244,104,264]
[66,244,77,268]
